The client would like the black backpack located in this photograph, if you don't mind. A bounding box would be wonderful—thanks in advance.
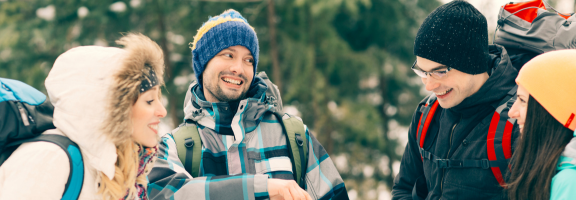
[0,77,84,199]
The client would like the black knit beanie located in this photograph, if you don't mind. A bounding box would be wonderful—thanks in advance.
[414,0,489,75]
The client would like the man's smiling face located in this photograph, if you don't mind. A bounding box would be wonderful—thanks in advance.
[415,56,488,108]
[202,45,255,102]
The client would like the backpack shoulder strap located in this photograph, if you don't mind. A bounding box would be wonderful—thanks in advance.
[272,112,308,189]
[172,123,202,177]
[6,134,84,200]
[257,71,283,112]
[487,86,518,186]
[414,88,519,188]
[416,94,440,160]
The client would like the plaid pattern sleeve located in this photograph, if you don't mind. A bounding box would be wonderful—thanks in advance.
[303,127,349,200]
[147,134,269,200]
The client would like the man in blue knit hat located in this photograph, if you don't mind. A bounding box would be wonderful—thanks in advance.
[147,9,349,200]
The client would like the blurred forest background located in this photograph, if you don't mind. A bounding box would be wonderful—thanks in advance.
[1,0,573,199]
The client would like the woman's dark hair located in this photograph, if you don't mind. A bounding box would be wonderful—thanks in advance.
[507,95,573,200]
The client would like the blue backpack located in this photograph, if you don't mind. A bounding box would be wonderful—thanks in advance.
[0,77,84,200]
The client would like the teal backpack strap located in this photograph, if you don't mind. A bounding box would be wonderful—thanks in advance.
[172,123,202,177]
[5,134,84,200]
[273,112,308,189]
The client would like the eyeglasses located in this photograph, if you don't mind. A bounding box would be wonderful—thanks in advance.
[411,61,452,79]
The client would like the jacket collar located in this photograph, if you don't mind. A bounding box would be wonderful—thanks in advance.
[449,45,518,117]
[560,137,576,170]
[183,76,275,141]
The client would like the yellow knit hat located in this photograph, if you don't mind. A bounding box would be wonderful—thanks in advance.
[516,49,576,131]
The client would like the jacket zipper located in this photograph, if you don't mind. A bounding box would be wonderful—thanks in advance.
[440,115,461,193]
[17,102,30,126]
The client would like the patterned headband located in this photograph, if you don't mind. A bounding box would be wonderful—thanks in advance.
[140,65,158,93]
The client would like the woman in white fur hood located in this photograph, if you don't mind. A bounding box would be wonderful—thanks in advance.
[0,33,167,200]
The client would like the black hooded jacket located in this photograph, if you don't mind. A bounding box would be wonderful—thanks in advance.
[392,45,520,200]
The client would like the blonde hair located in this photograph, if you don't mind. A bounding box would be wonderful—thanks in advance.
[98,33,164,200]
[98,140,157,200]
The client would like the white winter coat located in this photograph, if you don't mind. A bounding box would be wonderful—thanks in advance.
[0,34,164,200]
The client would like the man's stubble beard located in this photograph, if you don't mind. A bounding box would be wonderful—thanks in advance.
[203,77,248,102]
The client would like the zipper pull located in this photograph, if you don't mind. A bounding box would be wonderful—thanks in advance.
[17,103,30,126]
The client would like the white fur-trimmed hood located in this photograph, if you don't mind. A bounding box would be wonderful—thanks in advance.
[45,34,164,179]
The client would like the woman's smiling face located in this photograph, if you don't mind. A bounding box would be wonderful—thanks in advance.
[509,85,529,133]
[131,86,167,147]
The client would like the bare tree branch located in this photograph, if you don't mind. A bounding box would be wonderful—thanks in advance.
[267,0,282,93]
[154,0,179,128]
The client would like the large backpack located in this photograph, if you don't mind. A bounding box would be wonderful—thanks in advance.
[412,1,568,198]
[171,72,309,189]
[0,77,84,200]
[415,86,517,188]
[494,0,575,70]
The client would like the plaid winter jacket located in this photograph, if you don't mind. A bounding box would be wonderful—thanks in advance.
[147,77,349,200]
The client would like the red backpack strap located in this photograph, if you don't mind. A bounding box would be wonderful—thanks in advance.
[414,88,518,188]
[487,86,517,187]
[417,95,440,160]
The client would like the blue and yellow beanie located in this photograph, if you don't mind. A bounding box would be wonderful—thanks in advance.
[190,9,259,89]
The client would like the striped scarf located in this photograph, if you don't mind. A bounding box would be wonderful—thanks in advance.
[121,145,157,200]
